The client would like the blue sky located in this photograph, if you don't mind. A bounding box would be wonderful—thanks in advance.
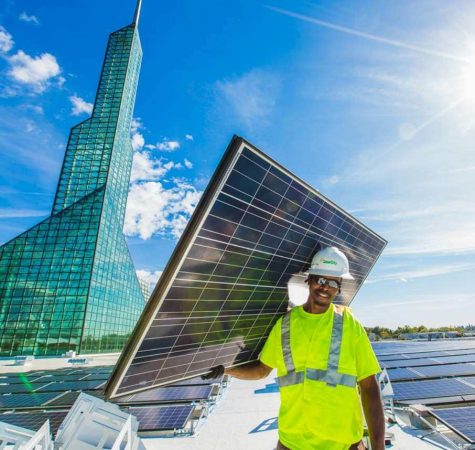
[0,0,474,328]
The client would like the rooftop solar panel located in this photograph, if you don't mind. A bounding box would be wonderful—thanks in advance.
[392,378,475,401]
[0,383,38,395]
[374,340,475,356]
[381,357,441,369]
[35,380,105,393]
[382,354,475,369]
[430,407,475,443]
[106,137,386,398]
[416,363,475,379]
[378,349,475,362]
[0,411,68,434]
[0,392,60,410]
[128,405,194,432]
[386,367,423,381]
[116,385,213,404]
[45,390,104,408]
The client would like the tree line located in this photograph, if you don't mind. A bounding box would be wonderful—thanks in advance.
[365,324,475,340]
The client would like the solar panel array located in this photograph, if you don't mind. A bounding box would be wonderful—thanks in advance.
[0,363,226,435]
[430,407,475,443]
[107,137,386,398]
[388,363,475,381]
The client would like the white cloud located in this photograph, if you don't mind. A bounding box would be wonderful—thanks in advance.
[365,262,475,284]
[0,208,47,218]
[130,117,145,151]
[136,269,163,287]
[0,27,14,53]
[8,50,62,93]
[185,134,194,141]
[156,140,180,152]
[19,12,39,25]
[184,158,193,169]
[131,131,144,151]
[124,180,202,240]
[216,69,280,126]
[130,151,180,182]
[69,95,93,116]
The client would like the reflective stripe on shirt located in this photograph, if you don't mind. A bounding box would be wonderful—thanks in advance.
[277,305,357,388]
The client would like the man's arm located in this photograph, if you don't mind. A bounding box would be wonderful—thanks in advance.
[225,360,273,380]
[359,375,385,450]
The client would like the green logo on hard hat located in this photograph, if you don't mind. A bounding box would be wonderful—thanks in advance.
[322,259,337,265]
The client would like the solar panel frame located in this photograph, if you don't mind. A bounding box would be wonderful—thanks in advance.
[430,407,475,444]
[105,136,386,399]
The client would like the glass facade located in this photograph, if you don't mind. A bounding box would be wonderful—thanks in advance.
[0,19,145,356]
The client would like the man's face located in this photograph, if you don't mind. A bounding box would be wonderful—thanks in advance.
[307,275,341,308]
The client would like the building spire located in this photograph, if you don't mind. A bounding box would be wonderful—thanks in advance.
[133,0,142,27]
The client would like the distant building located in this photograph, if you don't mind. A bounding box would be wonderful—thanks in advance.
[0,3,145,356]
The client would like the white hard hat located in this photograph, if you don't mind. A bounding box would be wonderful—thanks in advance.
[307,246,354,280]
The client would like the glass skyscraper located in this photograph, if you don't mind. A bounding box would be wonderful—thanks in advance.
[0,1,146,356]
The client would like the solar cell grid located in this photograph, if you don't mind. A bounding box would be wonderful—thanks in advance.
[106,137,386,398]
[431,407,475,443]
[0,411,68,434]
[128,405,194,431]
[392,378,475,401]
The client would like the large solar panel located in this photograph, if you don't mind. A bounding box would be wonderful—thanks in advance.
[128,405,194,432]
[106,137,386,398]
[430,407,475,443]
[392,378,475,401]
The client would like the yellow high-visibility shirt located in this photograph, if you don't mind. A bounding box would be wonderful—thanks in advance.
[260,304,381,450]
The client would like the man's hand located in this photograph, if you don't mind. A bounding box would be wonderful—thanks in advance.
[201,365,225,380]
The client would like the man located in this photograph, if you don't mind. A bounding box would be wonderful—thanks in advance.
[203,246,385,450]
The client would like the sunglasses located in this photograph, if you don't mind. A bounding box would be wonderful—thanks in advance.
[308,276,341,290]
